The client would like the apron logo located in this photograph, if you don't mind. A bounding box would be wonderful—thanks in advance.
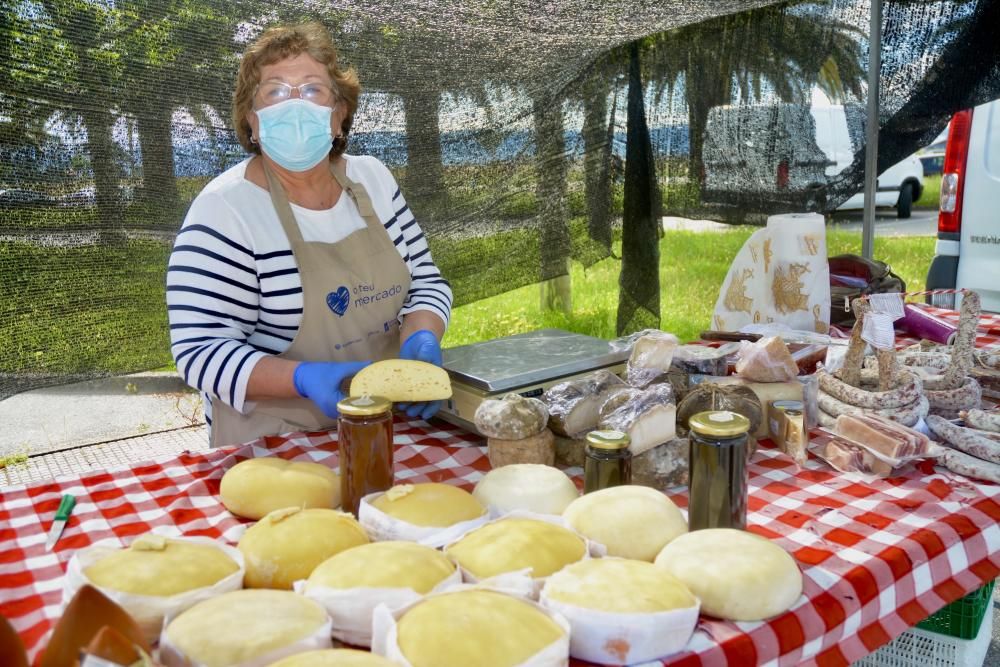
[326,286,351,317]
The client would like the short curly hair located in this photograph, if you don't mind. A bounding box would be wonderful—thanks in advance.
[232,22,360,158]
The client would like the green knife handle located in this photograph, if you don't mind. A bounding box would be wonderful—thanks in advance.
[55,494,76,521]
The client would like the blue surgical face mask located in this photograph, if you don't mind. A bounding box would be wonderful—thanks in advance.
[255,98,334,172]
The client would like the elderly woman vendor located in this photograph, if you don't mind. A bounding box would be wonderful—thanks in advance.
[166,23,452,447]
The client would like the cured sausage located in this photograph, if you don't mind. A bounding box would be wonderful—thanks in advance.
[817,389,927,427]
[939,291,980,390]
[926,414,1000,465]
[925,377,982,412]
[837,298,870,388]
[961,408,1000,433]
[939,448,1000,484]
[817,369,923,410]
[876,347,898,392]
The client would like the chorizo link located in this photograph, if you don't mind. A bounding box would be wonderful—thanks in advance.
[939,291,980,390]
[939,448,1000,484]
[817,369,922,410]
[925,414,1000,465]
[961,408,1000,433]
[925,377,982,412]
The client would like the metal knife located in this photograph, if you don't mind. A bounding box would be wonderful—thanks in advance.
[44,494,76,551]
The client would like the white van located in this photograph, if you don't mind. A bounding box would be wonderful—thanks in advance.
[925,99,1000,313]
[811,104,925,218]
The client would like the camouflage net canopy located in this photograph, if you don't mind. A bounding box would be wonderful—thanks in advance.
[2,0,999,399]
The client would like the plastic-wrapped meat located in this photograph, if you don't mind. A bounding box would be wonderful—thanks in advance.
[821,436,893,477]
[670,344,734,376]
[833,413,932,459]
[597,386,646,422]
[542,369,626,438]
[598,384,677,456]
[626,331,679,387]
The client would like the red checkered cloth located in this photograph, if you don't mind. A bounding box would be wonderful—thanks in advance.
[2,310,999,666]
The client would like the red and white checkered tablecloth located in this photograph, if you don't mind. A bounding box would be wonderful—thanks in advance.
[1,307,999,667]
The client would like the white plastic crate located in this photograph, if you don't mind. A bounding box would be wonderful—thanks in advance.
[853,602,993,667]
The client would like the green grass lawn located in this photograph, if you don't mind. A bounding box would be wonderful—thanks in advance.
[916,174,941,208]
[443,228,935,346]
[0,227,935,377]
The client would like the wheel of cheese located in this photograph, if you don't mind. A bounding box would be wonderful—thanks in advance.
[653,528,803,621]
[445,517,586,580]
[474,393,548,440]
[472,464,579,515]
[239,508,369,589]
[220,457,340,520]
[269,649,398,666]
[84,534,239,596]
[370,483,485,527]
[307,541,455,595]
[162,589,330,666]
[542,558,695,613]
[562,485,687,561]
[396,590,566,667]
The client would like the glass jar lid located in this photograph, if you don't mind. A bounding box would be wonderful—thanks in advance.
[337,395,392,417]
[771,399,804,412]
[688,410,751,438]
[586,429,631,450]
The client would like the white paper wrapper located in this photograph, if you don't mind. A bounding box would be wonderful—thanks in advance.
[294,568,463,647]
[712,213,830,334]
[442,511,604,600]
[371,590,571,667]
[158,606,333,667]
[62,531,245,645]
[358,491,489,547]
[538,589,699,666]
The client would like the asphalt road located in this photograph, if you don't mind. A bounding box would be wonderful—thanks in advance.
[827,207,938,236]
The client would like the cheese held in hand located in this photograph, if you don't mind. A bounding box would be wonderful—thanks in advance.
[349,359,451,402]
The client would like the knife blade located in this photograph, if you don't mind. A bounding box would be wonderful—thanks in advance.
[45,494,76,551]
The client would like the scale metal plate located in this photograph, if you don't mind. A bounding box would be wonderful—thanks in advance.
[437,329,629,433]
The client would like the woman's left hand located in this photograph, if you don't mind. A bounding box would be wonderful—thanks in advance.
[398,329,444,420]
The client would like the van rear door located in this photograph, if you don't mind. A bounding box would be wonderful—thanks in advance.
[955,100,1000,312]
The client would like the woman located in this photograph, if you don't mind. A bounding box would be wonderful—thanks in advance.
[166,23,452,447]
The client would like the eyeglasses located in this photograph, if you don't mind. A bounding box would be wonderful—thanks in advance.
[254,81,337,108]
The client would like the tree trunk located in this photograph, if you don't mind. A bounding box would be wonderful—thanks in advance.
[616,42,660,336]
[136,102,178,226]
[79,106,127,246]
[582,71,613,255]
[402,88,445,222]
[533,92,572,315]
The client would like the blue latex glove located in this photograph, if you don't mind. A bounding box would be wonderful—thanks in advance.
[398,330,444,420]
[293,361,371,418]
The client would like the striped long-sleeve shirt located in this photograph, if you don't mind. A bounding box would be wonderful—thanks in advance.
[166,155,453,425]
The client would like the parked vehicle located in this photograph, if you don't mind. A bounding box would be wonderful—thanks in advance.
[925,98,1000,313]
[811,104,924,219]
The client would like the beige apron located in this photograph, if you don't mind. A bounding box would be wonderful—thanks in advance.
[210,158,411,447]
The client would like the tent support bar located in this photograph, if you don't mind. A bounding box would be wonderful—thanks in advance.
[862,0,882,259]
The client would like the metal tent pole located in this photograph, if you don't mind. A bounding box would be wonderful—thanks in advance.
[862,0,882,259]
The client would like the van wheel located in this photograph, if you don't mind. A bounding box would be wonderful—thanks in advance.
[897,183,913,219]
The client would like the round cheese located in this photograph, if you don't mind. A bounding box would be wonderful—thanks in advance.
[239,508,369,589]
[542,558,695,613]
[307,541,455,594]
[84,534,239,596]
[370,483,485,527]
[445,517,586,579]
[397,590,566,667]
[472,464,579,515]
[474,393,549,440]
[654,528,803,621]
[270,649,398,667]
[163,589,328,665]
[562,485,687,561]
[220,457,340,520]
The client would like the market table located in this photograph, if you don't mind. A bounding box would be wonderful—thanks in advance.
[2,307,999,667]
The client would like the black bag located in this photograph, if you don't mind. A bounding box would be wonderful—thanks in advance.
[828,254,906,327]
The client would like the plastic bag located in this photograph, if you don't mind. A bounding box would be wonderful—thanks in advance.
[734,336,799,382]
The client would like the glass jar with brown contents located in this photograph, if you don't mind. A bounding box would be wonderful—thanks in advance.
[687,410,751,531]
[337,395,395,516]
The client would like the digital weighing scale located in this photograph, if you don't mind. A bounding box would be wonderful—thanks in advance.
[437,329,630,435]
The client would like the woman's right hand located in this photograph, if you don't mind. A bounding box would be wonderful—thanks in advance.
[293,361,371,417]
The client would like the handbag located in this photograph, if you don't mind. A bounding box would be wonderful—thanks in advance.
[828,254,906,327]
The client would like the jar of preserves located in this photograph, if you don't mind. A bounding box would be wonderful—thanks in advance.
[337,395,394,516]
[687,410,751,531]
[584,429,632,493]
